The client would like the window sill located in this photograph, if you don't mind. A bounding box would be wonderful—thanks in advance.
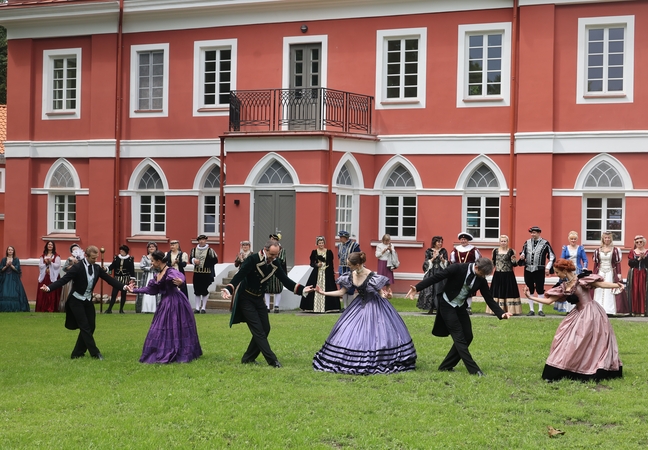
[380,99,420,105]
[42,234,80,241]
[134,109,164,113]
[462,96,504,103]
[126,235,169,244]
[583,93,627,99]
[197,107,228,112]
[45,111,77,116]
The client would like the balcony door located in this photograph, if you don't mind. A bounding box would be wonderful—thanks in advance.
[288,44,321,131]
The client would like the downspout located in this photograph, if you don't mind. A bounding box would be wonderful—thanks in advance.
[327,135,335,247]
[219,137,225,260]
[508,0,520,242]
[113,0,124,253]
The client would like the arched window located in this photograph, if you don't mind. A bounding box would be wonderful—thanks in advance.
[336,164,353,234]
[137,166,166,234]
[383,164,416,238]
[50,163,77,232]
[201,165,223,235]
[464,163,500,239]
[258,161,293,184]
[583,161,625,242]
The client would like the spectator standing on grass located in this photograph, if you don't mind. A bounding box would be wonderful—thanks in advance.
[0,246,30,312]
[375,234,396,285]
[485,235,521,316]
[337,230,361,310]
[139,242,160,314]
[418,236,448,314]
[265,233,286,313]
[518,226,555,317]
[592,231,628,316]
[555,231,588,313]
[59,244,84,312]
[234,240,253,269]
[627,235,648,316]
[105,245,135,314]
[163,239,189,299]
[301,236,339,313]
[190,234,218,314]
[449,232,481,315]
[35,241,61,312]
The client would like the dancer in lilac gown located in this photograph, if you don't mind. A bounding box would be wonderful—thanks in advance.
[313,252,416,375]
[524,258,623,382]
[130,250,202,364]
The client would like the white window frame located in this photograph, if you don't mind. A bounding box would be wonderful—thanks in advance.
[583,196,625,244]
[51,193,77,233]
[197,164,222,237]
[42,48,82,120]
[44,160,81,235]
[576,15,634,104]
[130,43,170,118]
[375,28,427,110]
[193,39,237,117]
[381,194,417,240]
[137,193,166,234]
[463,195,500,241]
[457,23,511,108]
[0,168,5,192]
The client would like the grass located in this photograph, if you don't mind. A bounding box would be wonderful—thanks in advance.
[1,300,647,449]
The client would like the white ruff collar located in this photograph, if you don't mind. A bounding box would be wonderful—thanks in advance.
[197,244,209,250]
[118,254,130,260]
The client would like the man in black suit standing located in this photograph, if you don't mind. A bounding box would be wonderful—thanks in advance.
[406,257,512,376]
[221,239,313,367]
[41,245,129,360]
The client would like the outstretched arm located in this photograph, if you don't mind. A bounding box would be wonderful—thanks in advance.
[315,285,347,297]
[523,287,561,305]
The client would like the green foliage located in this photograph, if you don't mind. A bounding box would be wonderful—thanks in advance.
[1,304,647,449]
[0,26,5,104]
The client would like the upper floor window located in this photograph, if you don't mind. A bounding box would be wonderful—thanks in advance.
[193,39,237,116]
[577,16,634,104]
[130,44,169,117]
[376,28,427,109]
[457,23,511,108]
[42,48,82,120]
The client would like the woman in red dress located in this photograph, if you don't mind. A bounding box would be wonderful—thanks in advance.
[35,241,61,312]
[627,235,648,316]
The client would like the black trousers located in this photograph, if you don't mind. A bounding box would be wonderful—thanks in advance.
[240,293,278,365]
[437,299,479,374]
[524,269,546,295]
[68,297,100,358]
[107,286,127,312]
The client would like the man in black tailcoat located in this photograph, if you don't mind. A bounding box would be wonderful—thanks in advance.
[406,257,512,376]
[41,245,129,360]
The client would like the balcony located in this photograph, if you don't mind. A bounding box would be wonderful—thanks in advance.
[229,88,373,135]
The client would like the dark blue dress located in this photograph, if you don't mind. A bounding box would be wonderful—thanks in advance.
[313,272,417,375]
[133,268,202,363]
[0,257,30,312]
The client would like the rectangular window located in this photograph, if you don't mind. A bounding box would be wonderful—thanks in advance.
[54,194,76,231]
[139,195,166,233]
[457,23,511,108]
[376,28,427,109]
[138,51,164,111]
[385,196,416,238]
[336,194,353,234]
[203,195,217,234]
[130,43,169,117]
[467,33,502,97]
[42,48,82,120]
[585,197,623,242]
[465,197,499,240]
[577,16,634,104]
[193,39,237,116]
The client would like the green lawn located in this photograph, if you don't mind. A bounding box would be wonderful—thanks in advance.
[1,301,647,449]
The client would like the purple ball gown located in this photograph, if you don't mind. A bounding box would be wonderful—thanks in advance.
[133,267,202,364]
[313,272,417,375]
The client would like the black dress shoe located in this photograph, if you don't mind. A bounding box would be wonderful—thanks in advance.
[526,311,535,316]
[538,311,546,317]
[272,361,283,368]
[119,311,125,314]
[194,309,200,314]
[92,353,104,360]
[475,370,486,377]
[104,310,112,314]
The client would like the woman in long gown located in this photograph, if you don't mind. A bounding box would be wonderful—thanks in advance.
[139,242,160,314]
[524,258,623,382]
[301,236,340,313]
[375,234,395,285]
[163,239,189,299]
[58,244,83,312]
[555,231,588,313]
[313,252,417,375]
[592,231,628,316]
[35,241,61,312]
[0,246,30,312]
[486,235,522,315]
[417,236,448,314]
[130,250,202,364]
[627,235,648,317]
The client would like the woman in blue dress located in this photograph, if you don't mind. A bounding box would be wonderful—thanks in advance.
[130,250,202,363]
[313,252,417,375]
[0,246,30,312]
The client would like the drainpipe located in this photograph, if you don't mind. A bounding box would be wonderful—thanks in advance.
[508,0,520,242]
[219,137,225,260]
[327,135,335,246]
[113,0,124,253]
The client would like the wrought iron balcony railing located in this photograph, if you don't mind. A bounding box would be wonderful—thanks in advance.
[229,88,373,135]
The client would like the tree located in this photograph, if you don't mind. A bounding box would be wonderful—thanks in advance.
[0,26,6,105]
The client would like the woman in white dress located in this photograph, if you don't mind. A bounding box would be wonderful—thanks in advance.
[140,242,160,313]
[592,231,627,316]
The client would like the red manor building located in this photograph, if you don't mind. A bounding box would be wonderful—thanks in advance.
[1,0,647,301]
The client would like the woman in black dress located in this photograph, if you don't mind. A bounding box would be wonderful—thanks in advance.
[301,236,340,313]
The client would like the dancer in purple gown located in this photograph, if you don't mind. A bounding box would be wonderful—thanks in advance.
[524,258,623,382]
[130,251,202,364]
[313,252,417,375]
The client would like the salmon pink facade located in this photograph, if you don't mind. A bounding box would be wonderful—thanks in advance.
[1,0,647,299]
